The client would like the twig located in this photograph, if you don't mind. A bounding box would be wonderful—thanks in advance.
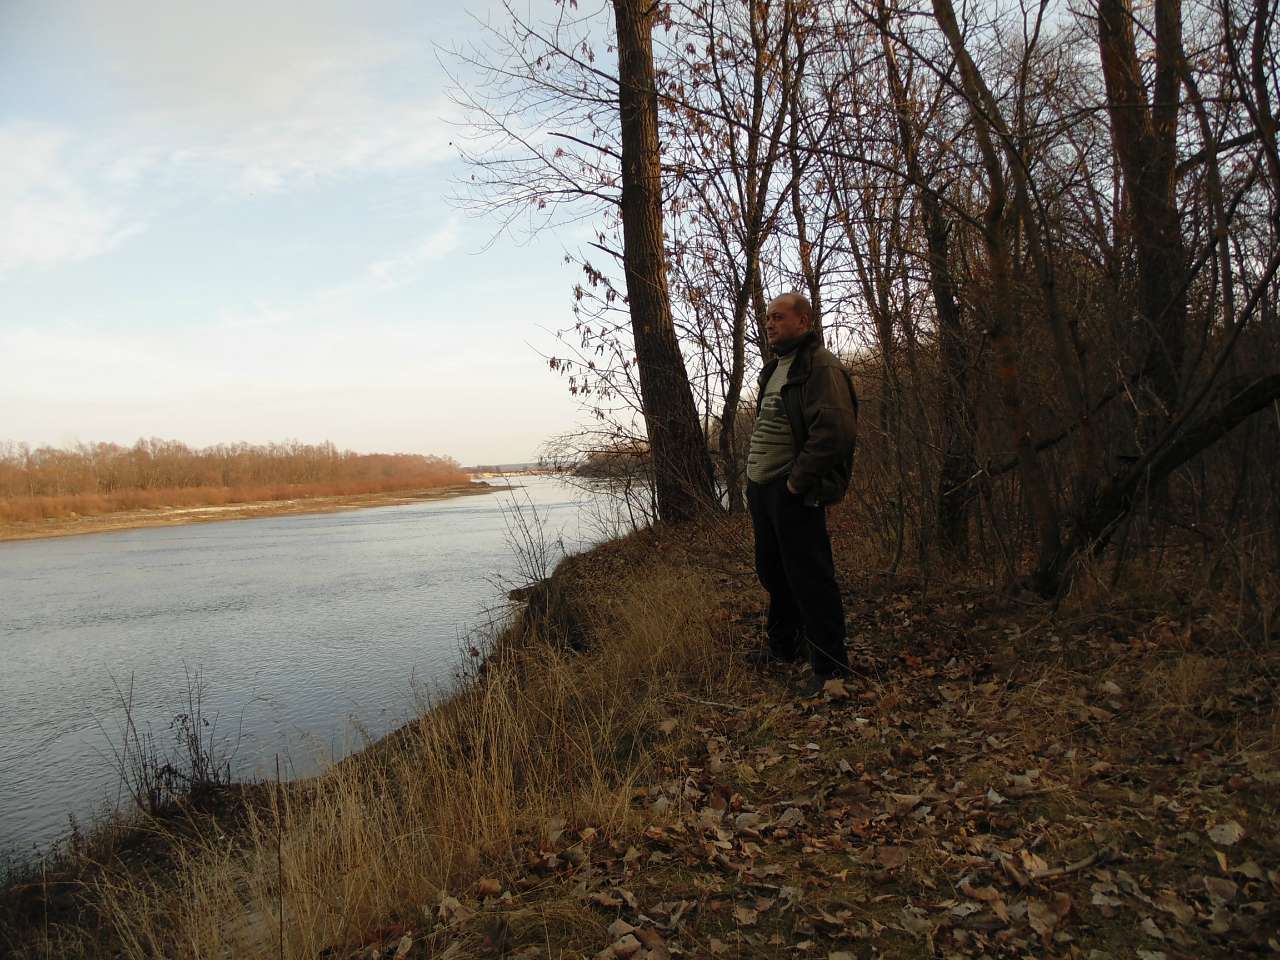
[1028,848,1112,883]
[668,693,747,712]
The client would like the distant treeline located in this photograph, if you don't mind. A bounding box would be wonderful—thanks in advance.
[0,439,469,523]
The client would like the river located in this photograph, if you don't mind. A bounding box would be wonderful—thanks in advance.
[0,476,616,867]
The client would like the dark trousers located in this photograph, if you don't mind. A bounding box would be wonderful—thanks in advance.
[746,476,850,676]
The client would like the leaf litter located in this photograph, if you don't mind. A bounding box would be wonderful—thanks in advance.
[335,537,1279,959]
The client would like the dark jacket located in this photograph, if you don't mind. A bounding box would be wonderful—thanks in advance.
[755,331,858,505]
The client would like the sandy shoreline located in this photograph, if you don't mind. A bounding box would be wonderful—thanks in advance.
[0,482,509,543]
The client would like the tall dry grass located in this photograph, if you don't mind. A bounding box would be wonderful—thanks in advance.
[44,557,729,959]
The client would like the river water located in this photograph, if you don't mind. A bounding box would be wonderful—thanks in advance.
[0,477,615,866]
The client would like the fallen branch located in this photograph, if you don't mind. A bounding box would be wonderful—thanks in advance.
[1028,847,1113,883]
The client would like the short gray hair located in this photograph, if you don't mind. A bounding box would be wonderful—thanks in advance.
[777,291,812,324]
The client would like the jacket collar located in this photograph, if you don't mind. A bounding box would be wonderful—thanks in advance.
[760,330,819,384]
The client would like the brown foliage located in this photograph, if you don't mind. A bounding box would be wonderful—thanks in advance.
[0,439,469,523]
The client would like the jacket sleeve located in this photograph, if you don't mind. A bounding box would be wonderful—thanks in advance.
[788,365,857,495]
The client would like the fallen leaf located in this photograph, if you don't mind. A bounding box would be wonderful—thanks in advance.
[546,817,567,844]
[876,845,909,868]
[1028,899,1060,938]
[1208,905,1232,934]
[657,718,678,735]
[775,807,804,829]
[610,933,642,959]
[822,677,850,700]
[1207,820,1245,846]
[1140,916,1165,940]
[1203,875,1238,905]
[393,934,414,959]
[709,939,728,956]
[1019,849,1049,874]
[733,905,759,927]
[476,877,502,897]
[589,890,624,909]
[1153,890,1195,925]
[1235,859,1264,880]
[437,895,475,926]
[959,880,1001,903]
[898,907,933,937]
[608,919,637,939]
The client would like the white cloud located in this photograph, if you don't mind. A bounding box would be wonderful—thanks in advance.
[70,0,459,195]
[0,124,142,271]
[368,220,461,287]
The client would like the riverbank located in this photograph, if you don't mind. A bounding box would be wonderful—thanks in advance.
[3,510,1277,958]
[0,482,504,543]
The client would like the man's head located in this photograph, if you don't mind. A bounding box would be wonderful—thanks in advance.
[765,292,813,347]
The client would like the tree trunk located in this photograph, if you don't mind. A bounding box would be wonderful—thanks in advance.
[932,0,1063,590]
[1097,0,1188,427]
[878,10,976,555]
[612,0,717,523]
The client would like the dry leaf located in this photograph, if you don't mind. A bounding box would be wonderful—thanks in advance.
[876,845,909,868]
[898,907,933,937]
[1153,890,1194,925]
[733,905,759,926]
[822,677,850,700]
[657,718,678,735]
[1019,849,1049,874]
[476,877,502,897]
[1207,820,1245,846]
[1203,875,1238,905]
[1027,899,1060,938]
[775,807,804,829]
[608,919,637,939]
[393,934,414,959]
[437,896,475,926]
[1140,916,1165,939]
[590,890,625,909]
[959,880,1001,903]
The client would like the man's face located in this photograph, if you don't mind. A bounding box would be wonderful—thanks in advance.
[765,296,810,347]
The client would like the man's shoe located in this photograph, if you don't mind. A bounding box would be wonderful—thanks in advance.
[746,647,803,668]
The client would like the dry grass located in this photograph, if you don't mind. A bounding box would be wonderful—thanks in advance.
[19,556,732,959]
[0,478,475,524]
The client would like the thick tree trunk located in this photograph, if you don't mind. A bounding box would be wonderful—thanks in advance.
[612,0,717,523]
[1097,0,1189,426]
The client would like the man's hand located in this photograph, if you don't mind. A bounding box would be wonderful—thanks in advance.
[786,480,799,495]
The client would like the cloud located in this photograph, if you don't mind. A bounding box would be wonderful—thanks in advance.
[70,0,459,195]
[0,124,142,271]
[367,220,461,287]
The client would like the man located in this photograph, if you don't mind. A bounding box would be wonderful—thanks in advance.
[745,292,858,697]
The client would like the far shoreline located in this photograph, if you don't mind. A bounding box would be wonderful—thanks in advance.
[0,480,515,544]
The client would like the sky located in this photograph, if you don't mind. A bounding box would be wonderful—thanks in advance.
[0,0,595,466]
